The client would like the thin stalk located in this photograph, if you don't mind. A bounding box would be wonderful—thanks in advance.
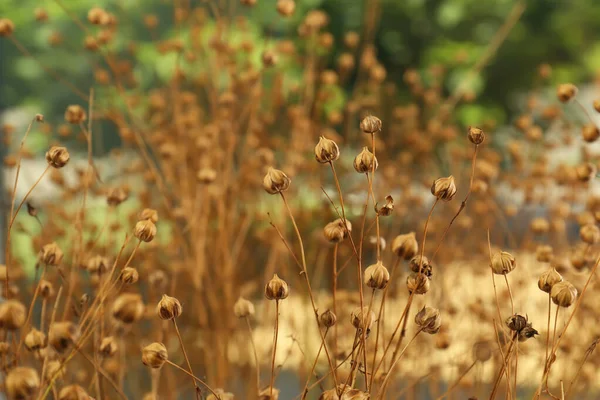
[269,300,280,398]
[436,360,477,400]
[503,274,514,316]
[377,329,422,397]
[301,328,329,399]
[489,333,517,400]
[245,316,261,394]
[164,359,221,399]
[332,243,339,363]
[173,319,200,399]
[15,265,46,359]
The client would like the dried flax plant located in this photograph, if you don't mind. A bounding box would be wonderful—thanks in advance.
[1,1,600,399]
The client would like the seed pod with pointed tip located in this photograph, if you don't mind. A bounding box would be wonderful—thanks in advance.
[234,297,255,318]
[360,115,382,134]
[415,306,441,334]
[100,336,118,357]
[134,219,157,242]
[467,126,485,145]
[263,168,291,194]
[0,300,26,330]
[320,309,337,328]
[431,176,457,201]
[314,136,340,163]
[557,83,578,103]
[142,342,168,368]
[490,251,516,275]
[409,255,433,277]
[45,146,70,169]
[351,306,375,332]
[551,281,577,307]
[39,242,64,266]
[580,224,600,244]
[538,268,562,293]
[406,272,430,294]
[6,367,40,400]
[323,218,352,243]
[265,274,289,300]
[364,261,390,290]
[353,147,378,173]
[157,295,182,320]
[391,232,418,260]
[24,328,47,351]
[120,267,139,284]
[506,314,527,332]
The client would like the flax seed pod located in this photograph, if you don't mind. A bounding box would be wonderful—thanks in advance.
[314,136,340,163]
[234,297,255,318]
[551,281,577,307]
[263,168,291,194]
[265,274,289,300]
[415,306,441,334]
[6,367,40,400]
[157,295,182,320]
[391,232,418,260]
[557,83,578,103]
[360,115,382,134]
[142,342,168,368]
[364,261,390,290]
[431,176,457,201]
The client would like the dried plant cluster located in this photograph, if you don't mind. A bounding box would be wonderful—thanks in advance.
[1,1,600,400]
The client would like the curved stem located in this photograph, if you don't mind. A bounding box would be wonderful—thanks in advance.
[436,360,477,400]
[165,359,221,399]
[173,319,200,399]
[377,329,422,397]
[301,328,328,399]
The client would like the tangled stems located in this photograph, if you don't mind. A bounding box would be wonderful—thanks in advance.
[377,328,422,398]
[301,327,329,399]
[489,332,518,400]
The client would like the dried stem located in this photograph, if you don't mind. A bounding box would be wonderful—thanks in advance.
[269,300,280,398]
[173,319,201,399]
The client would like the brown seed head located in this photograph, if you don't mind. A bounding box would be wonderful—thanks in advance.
[58,384,89,400]
[314,136,340,163]
[582,124,600,143]
[490,251,516,275]
[350,306,375,332]
[276,0,296,16]
[0,300,26,330]
[24,328,47,351]
[139,208,159,223]
[557,83,578,103]
[364,261,390,290]
[409,255,433,277]
[265,274,289,300]
[142,342,168,368]
[376,195,394,216]
[323,218,352,243]
[112,293,145,323]
[391,232,418,260]
[120,267,139,284]
[106,187,129,206]
[415,306,441,334]
[233,297,255,318]
[538,267,563,294]
[157,295,182,320]
[406,272,430,294]
[87,7,107,25]
[263,167,291,194]
[86,255,109,274]
[207,389,235,400]
[0,19,15,36]
[64,105,87,124]
[360,115,382,134]
[320,309,337,328]
[39,279,54,298]
[49,321,80,353]
[99,336,118,357]
[580,224,600,244]
[535,245,554,263]
[431,175,457,201]
[467,126,485,145]
[134,219,157,242]
[45,146,70,169]
[575,162,597,182]
[505,314,528,332]
[353,147,378,173]
[551,281,577,307]
[6,367,40,400]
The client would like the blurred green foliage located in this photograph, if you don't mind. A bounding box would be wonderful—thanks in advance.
[2,0,600,141]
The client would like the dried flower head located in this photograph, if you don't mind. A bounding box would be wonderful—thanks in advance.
[314,136,340,163]
[353,147,378,173]
[391,232,418,260]
[265,274,289,300]
[431,176,457,201]
[490,251,516,275]
[207,389,235,400]
[364,261,390,290]
[557,83,578,103]
[350,306,375,332]
[107,187,129,206]
[406,272,430,294]
[234,297,255,318]
[142,342,168,368]
[551,281,578,307]
[39,279,54,298]
[538,268,562,293]
[139,208,159,223]
[49,321,80,353]
[6,367,40,400]
[575,162,597,182]
[518,325,539,342]
[276,0,296,16]
[0,300,26,330]
[64,105,87,124]
[580,224,600,244]
[134,219,157,242]
[99,336,118,357]
[360,115,382,134]
[0,18,15,36]
[112,293,145,323]
[58,384,89,400]
[415,306,441,334]
[582,124,600,143]
[121,267,139,284]
[24,328,47,351]
[376,195,394,216]
[86,255,109,274]
[506,314,528,332]
[536,245,553,263]
[323,218,352,243]
[320,309,337,328]
[45,146,70,169]
[473,341,492,362]
[467,126,485,145]
[263,168,291,194]
[157,294,183,320]
[38,242,64,266]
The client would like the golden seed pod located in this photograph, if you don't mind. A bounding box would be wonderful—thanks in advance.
[139,208,159,223]
[538,268,562,294]
[24,328,47,351]
[551,281,578,307]
[409,255,433,277]
[207,389,235,400]
[276,0,295,16]
[431,175,457,201]
[258,387,280,400]
[106,187,129,206]
[556,83,578,103]
[44,360,66,381]
[364,261,390,290]
[86,255,109,274]
[376,195,394,217]
[467,126,485,145]
[536,245,554,263]
[112,293,145,324]
[391,232,418,260]
[157,294,182,320]
[415,306,441,334]
[320,309,337,328]
[234,297,255,318]
[314,136,340,163]
[530,217,550,235]
[87,7,107,25]
[353,147,378,173]
[575,162,597,182]
[472,341,492,362]
[594,99,600,113]
[505,314,527,332]
[319,386,369,400]
[350,306,375,332]
[323,218,352,243]
[45,146,70,169]
[406,272,430,294]
[360,115,382,134]
[265,274,289,301]
[120,267,139,284]
[0,300,26,330]
[0,18,15,36]
[142,342,168,368]
[99,336,118,357]
[58,384,89,400]
[64,105,87,124]
[49,321,80,353]
[39,279,54,298]
[263,167,291,195]
[134,219,157,242]
[39,242,64,266]
[6,367,40,400]
[490,251,516,275]
[582,123,600,143]
[580,224,600,244]
[197,167,217,184]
